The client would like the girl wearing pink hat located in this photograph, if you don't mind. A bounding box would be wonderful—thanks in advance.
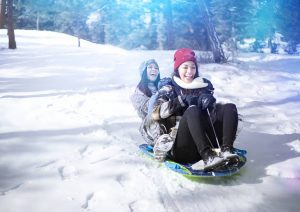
[151,48,239,171]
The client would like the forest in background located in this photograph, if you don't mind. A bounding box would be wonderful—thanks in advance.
[2,0,300,54]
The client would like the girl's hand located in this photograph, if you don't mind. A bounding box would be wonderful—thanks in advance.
[198,93,216,110]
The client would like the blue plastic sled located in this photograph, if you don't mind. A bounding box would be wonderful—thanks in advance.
[139,144,247,178]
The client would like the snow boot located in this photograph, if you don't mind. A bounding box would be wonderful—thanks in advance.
[153,134,174,162]
[220,145,240,165]
[202,148,226,171]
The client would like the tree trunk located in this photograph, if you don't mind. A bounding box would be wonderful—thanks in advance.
[77,27,81,47]
[36,11,39,30]
[76,28,80,47]
[74,19,81,47]
[0,0,6,28]
[196,0,226,63]
[164,0,174,50]
[7,0,16,49]
[77,34,80,47]
[98,13,105,44]
[156,13,164,50]
[99,24,105,44]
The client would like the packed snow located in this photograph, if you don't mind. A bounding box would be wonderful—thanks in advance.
[0,30,300,212]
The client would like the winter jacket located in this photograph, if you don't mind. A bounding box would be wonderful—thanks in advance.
[151,76,216,134]
[131,87,163,145]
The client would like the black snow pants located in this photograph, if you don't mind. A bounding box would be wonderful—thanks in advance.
[171,103,238,163]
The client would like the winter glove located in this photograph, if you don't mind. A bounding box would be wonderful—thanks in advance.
[181,94,198,106]
[158,77,172,90]
[158,85,172,96]
[198,93,216,110]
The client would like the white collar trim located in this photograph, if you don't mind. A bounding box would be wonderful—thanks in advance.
[173,76,208,89]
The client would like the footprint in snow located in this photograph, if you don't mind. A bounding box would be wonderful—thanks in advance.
[81,192,94,209]
[78,145,89,157]
[0,183,24,196]
[36,160,56,168]
[58,165,78,180]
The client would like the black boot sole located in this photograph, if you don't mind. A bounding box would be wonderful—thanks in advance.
[208,157,241,172]
[203,159,227,172]
[224,155,240,167]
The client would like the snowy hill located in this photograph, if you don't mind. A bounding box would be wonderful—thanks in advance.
[0,30,300,212]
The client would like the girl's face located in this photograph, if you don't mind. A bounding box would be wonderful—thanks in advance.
[178,61,197,83]
[146,63,159,82]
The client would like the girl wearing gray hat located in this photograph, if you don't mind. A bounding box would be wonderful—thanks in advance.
[131,59,163,145]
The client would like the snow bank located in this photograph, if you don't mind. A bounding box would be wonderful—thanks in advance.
[1,29,300,212]
[287,139,300,153]
[266,157,300,179]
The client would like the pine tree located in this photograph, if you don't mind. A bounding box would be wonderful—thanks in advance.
[0,0,17,49]
[7,0,16,49]
[14,0,56,30]
[196,0,226,63]
[85,0,107,44]
[209,0,256,53]
[276,0,300,52]
[250,0,278,41]
[154,0,174,50]
[52,0,91,47]
[0,0,6,28]
[10,0,300,52]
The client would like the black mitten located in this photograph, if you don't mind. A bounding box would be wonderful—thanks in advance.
[182,95,198,106]
[158,77,172,90]
[198,93,216,110]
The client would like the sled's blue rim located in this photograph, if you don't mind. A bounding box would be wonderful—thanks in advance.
[139,144,247,177]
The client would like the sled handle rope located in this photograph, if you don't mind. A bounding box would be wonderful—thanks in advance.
[207,108,221,150]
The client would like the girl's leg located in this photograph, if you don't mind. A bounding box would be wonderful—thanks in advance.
[206,103,238,148]
[213,103,239,161]
[216,103,238,147]
[172,106,211,163]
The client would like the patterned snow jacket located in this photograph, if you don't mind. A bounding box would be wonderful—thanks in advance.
[131,87,163,145]
[151,76,216,134]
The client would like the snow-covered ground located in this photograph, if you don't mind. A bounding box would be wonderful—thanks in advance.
[0,30,300,212]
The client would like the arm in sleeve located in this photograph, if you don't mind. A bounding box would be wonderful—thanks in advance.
[152,86,185,121]
[203,78,215,94]
[130,88,150,119]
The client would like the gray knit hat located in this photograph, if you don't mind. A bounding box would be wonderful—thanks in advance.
[138,59,159,77]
